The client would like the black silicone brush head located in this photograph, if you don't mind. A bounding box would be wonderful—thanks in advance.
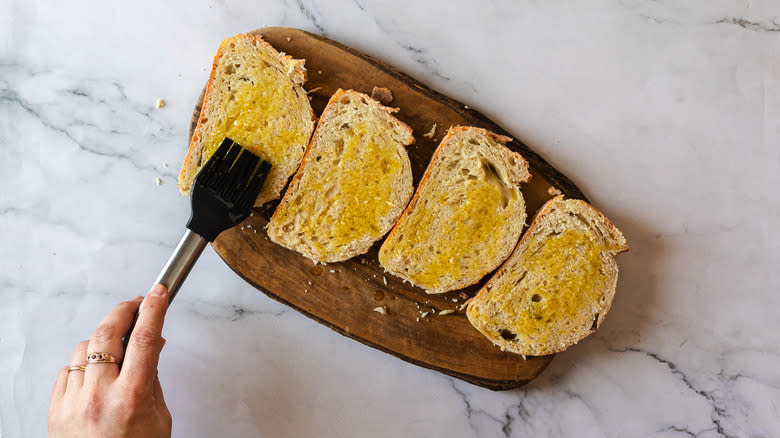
[187,138,271,241]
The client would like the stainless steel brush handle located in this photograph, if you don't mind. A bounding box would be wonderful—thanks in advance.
[155,229,208,304]
[121,229,207,353]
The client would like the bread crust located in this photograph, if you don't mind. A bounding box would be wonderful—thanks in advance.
[466,195,628,356]
[379,126,531,293]
[178,33,315,205]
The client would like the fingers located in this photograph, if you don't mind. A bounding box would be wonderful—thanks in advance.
[84,297,143,387]
[66,340,90,390]
[51,365,69,402]
[153,374,167,409]
[121,284,169,389]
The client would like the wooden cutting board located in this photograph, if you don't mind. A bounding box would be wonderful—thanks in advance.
[191,27,588,390]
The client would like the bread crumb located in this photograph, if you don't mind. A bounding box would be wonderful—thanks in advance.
[286,37,292,42]
[329,269,336,273]
[317,70,322,75]
[451,298,458,302]
[459,292,469,300]
[370,86,393,105]
[373,306,387,315]
[464,104,469,109]
[155,177,162,185]
[383,276,388,286]
[420,311,429,318]
[306,87,322,95]
[547,186,562,196]
[304,289,309,293]
[438,309,455,316]
[416,317,420,322]
[155,99,166,109]
[423,123,437,138]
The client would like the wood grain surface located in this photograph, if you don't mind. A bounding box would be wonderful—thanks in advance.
[190,27,589,390]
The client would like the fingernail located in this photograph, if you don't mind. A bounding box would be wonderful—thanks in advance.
[134,295,144,301]
[149,284,167,297]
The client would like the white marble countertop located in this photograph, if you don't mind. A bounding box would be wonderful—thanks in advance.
[2,1,778,437]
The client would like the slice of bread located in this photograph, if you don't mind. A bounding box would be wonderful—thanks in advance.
[178,33,315,206]
[378,126,531,294]
[267,89,414,263]
[466,195,628,356]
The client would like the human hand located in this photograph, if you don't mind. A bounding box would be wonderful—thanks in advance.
[48,284,172,437]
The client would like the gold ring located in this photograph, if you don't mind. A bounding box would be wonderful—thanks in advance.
[86,352,118,364]
[68,365,87,372]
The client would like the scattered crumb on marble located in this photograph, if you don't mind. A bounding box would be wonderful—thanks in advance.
[155,177,162,185]
[155,98,166,109]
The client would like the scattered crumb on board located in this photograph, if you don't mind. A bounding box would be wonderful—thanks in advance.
[370,86,393,105]
[423,123,437,138]
[373,306,387,315]
[547,186,562,196]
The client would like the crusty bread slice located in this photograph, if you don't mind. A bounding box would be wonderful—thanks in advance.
[178,33,315,206]
[466,195,628,356]
[267,89,414,263]
[379,126,531,293]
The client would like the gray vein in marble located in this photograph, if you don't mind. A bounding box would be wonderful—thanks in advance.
[660,425,698,437]
[1,70,178,176]
[184,301,287,322]
[715,17,780,33]
[351,3,451,81]
[639,14,667,24]
[610,346,735,438]
[448,378,520,437]
[294,0,326,35]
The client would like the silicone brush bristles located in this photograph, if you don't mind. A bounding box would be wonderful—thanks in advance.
[187,138,271,241]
